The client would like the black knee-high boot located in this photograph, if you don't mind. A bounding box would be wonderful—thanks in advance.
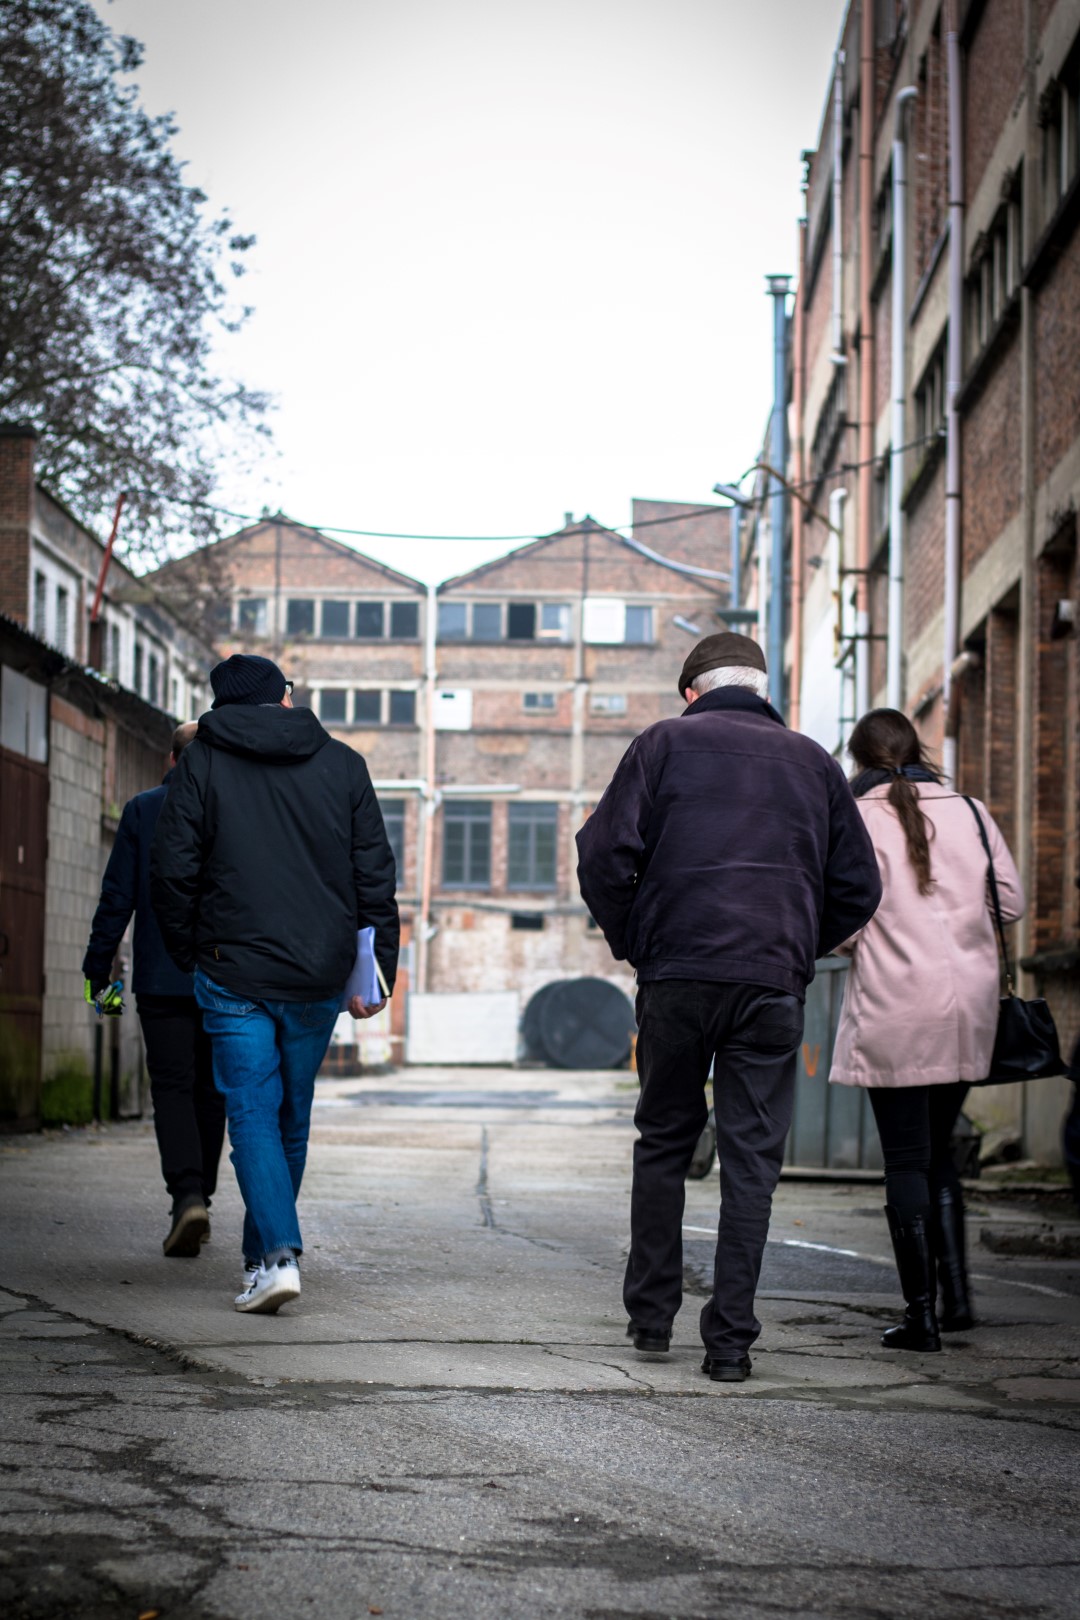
[882,1206,941,1351]
[931,1185,975,1331]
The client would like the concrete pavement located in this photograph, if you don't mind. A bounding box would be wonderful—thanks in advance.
[2,1063,1079,1619]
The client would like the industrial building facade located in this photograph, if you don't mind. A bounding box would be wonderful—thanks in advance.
[159,503,731,1049]
[771,0,1080,1159]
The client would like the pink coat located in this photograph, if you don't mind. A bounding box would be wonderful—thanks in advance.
[829,783,1025,1088]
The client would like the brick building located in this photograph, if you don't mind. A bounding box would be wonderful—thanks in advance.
[423,503,731,1025]
[156,502,731,1055]
[785,0,1080,1159]
[0,424,216,1125]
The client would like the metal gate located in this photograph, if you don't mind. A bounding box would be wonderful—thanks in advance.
[0,744,48,1123]
[786,956,883,1170]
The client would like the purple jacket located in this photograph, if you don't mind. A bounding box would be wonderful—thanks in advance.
[575,688,882,1000]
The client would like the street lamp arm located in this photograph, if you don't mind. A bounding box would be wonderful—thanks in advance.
[729,460,844,537]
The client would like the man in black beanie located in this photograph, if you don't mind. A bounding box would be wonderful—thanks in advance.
[150,654,399,1315]
[577,634,881,1381]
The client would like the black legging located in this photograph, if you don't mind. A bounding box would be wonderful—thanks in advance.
[868,1083,969,1222]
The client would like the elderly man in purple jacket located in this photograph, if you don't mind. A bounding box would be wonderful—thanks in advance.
[577,633,882,1382]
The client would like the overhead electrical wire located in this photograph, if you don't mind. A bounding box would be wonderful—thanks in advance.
[130,427,943,549]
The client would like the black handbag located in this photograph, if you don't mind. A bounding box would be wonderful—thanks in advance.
[963,797,1062,1086]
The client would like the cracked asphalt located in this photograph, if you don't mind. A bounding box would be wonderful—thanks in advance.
[2,1063,1079,1620]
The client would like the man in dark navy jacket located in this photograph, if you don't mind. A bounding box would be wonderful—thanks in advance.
[83,722,225,1258]
[577,633,881,1382]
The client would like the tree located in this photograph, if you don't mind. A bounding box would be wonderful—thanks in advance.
[0,0,270,561]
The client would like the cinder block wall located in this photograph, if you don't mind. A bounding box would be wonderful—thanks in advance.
[43,699,106,1078]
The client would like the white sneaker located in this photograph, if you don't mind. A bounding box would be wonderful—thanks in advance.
[234,1256,301,1314]
[240,1259,261,1293]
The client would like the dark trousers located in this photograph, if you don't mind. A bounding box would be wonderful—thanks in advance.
[625,979,804,1358]
[137,995,226,1206]
[867,1082,969,1222]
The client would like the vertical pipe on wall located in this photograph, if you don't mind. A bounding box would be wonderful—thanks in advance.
[942,4,964,784]
[766,276,791,709]
[831,49,847,364]
[416,582,438,993]
[856,0,875,722]
[730,501,742,612]
[790,211,808,732]
[888,87,919,710]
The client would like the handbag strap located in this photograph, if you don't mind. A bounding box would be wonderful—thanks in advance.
[962,795,1014,993]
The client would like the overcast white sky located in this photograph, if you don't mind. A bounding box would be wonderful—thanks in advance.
[95,0,844,583]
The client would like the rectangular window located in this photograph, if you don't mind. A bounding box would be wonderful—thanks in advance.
[625,605,653,644]
[354,689,381,724]
[508,803,558,889]
[238,597,267,635]
[390,599,419,639]
[55,585,69,654]
[287,598,315,638]
[915,343,947,443]
[507,602,537,640]
[148,652,160,707]
[32,571,47,637]
[472,603,502,641]
[523,692,556,712]
[442,800,491,888]
[170,677,179,714]
[388,689,416,725]
[110,624,121,681]
[539,603,571,641]
[133,641,144,695]
[355,601,385,639]
[590,692,627,715]
[379,797,405,878]
[322,600,350,638]
[437,601,468,640]
[319,688,348,723]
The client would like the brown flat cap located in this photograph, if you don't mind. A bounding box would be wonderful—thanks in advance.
[678,631,766,696]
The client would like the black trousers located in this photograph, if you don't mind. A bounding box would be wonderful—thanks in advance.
[137,995,226,1206]
[626,979,804,1358]
[867,1082,969,1222]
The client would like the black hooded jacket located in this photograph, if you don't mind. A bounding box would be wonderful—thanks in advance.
[576,687,882,999]
[150,705,399,1002]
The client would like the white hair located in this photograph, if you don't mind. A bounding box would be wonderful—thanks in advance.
[690,664,769,700]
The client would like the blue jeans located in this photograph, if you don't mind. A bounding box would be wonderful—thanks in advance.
[194,970,339,1262]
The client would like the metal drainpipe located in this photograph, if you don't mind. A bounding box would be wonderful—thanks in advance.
[790,212,808,732]
[730,500,741,613]
[888,86,918,710]
[767,275,791,710]
[942,5,964,786]
[831,49,847,365]
[416,583,438,993]
[855,0,875,722]
[829,487,849,751]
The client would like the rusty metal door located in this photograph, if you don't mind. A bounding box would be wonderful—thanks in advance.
[0,744,48,1123]
[786,956,882,1170]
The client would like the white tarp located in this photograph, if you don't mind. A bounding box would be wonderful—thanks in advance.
[406,992,519,1064]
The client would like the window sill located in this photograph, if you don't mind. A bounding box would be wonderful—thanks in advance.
[1023,170,1080,293]
[956,292,1021,414]
[900,433,946,516]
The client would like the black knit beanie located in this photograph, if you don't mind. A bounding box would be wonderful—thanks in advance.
[210,654,287,709]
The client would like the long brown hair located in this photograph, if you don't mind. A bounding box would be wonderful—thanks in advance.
[848,709,941,895]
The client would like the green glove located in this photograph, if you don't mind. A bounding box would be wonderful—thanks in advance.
[84,978,124,1017]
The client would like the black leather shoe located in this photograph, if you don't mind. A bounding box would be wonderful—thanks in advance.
[626,1322,671,1353]
[162,1194,209,1258]
[701,1353,752,1383]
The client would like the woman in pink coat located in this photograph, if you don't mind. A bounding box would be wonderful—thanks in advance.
[830,709,1024,1352]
